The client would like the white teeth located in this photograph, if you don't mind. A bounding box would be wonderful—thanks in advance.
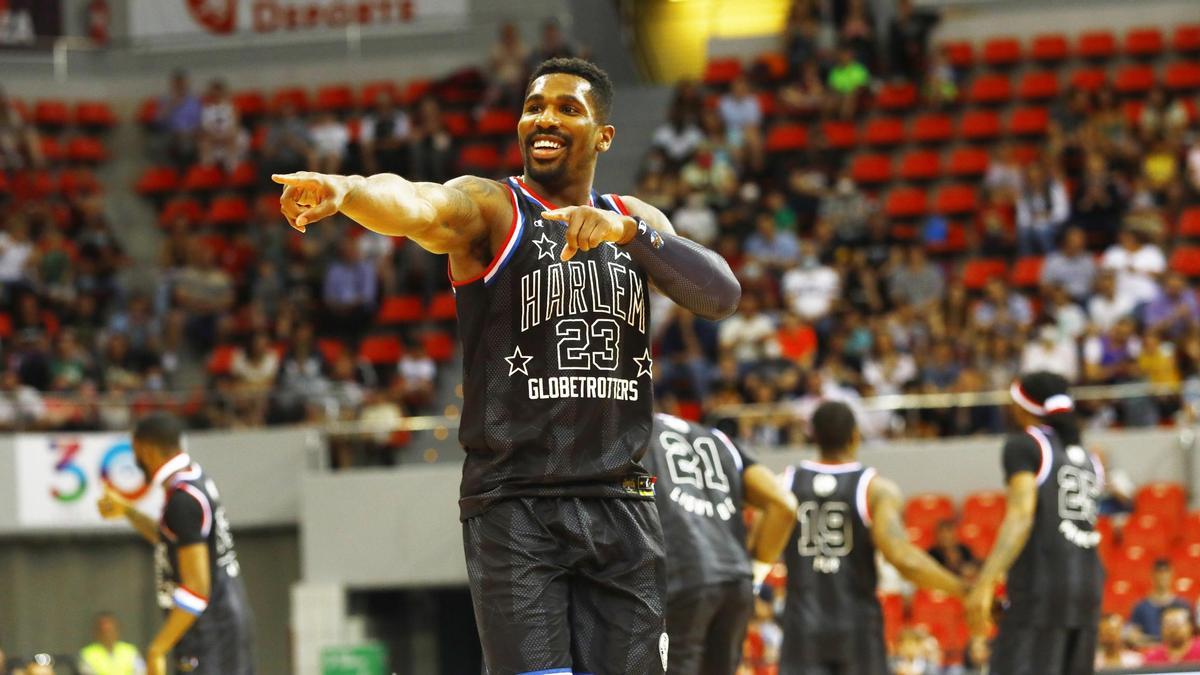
[534,139,563,149]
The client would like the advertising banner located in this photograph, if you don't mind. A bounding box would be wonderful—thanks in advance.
[0,0,63,50]
[15,433,166,529]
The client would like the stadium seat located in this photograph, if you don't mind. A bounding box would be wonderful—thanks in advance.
[401,78,433,105]
[1008,107,1049,136]
[1124,513,1170,558]
[1018,71,1059,101]
[358,335,403,365]
[1175,25,1200,53]
[962,259,1007,290]
[67,136,107,163]
[158,197,204,226]
[947,147,989,178]
[207,345,237,376]
[1170,247,1200,277]
[137,97,159,127]
[880,593,905,648]
[34,99,70,128]
[912,113,953,144]
[1031,33,1069,63]
[376,295,424,324]
[960,110,1001,141]
[58,169,100,196]
[225,162,258,190]
[982,37,1021,67]
[1175,576,1200,605]
[181,165,225,192]
[904,493,956,532]
[820,120,857,150]
[1012,144,1041,165]
[942,41,974,69]
[428,291,457,321]
[850,153,893,185]
[1109,545,1153,592]
[360,80,397,107]
[1165,61,1200,92]
[963,490,1007,530]
[1135,482,1187,541]
[207,196,250,226]
[442,111,472,138]
[1174,542,1200,577]
[875,82,918,112]
[756,91,778,118]
[315,85,355,113]
[966,73,1012,105]
[136,166,180,196]
[0,313,11,339]
[765,123,808,152]
[75,101,117,129]
[11,170,56,200]
[477,109,518,136]
[1070,67,1108,92]
[1078,30,1117,60]
[39,137,64,163]
[270,87,309,113]
[907,524,935,550]
[885,187,928,219]
[316,338,346,365]
[927,223,968,255]
[1124,27,1164,58]
[754,52,789,82]
[864,117,906,146]
[911,590,965,642]
[232,91,267,119]
[1010,256,1044,288]
[957,521,995,559]
[933,184,978,216]
[1179,208,1200,239]
[898,150,941,182]
[422,331,456,362]
[1114,64,1156,95]
[703,57,743,86]
[457,144,501,173]
[674,401,703,422]
[1103,579,1140,618]
[502,142,523,171]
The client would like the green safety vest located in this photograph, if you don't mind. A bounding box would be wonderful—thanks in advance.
[80,641,142,675]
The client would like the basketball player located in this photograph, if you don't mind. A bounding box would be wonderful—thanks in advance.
[965,371,1104,675]
[781,400,965,674]
[97,413,255,675]
[642,413,797,675]
[274,58,740,674]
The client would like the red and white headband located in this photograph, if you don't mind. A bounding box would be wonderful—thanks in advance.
[1010,381,1074,416]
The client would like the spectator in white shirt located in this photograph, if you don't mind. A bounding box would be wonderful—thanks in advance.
[862,331,917,395]
[652,102,704,167]
[782,240,841,321]
[672,191,719,247]
[310,111,351,174]
[1102,226,1166,307]
[1040,226,1096,302]
[984,144,1023,200]
[1046,283,1088,339]
[1088,270,1137,332]
[397,341,437,411]
[1021,324,1079,383]
[1015,163,1070,256]
[198,79,248,171]
[718,293,776,365]
[0,217,34,289]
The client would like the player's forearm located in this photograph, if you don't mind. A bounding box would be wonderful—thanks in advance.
[978,511,1033,586]
[125,507,160,544]
[887,544,966,596]
[623,226,741,321]
[338,173,439,239]
[751,496,796,565]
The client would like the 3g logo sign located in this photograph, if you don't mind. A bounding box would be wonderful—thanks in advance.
[50,438,148,503]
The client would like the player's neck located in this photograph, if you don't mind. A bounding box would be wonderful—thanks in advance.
[522,173,594,208]
[817,451,856,465]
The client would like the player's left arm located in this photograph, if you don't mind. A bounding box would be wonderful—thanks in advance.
[540,195,741,321]
[742,463,798,588]
[146,543,210,674]
[966,471,1037,635]
[869,476,966,597]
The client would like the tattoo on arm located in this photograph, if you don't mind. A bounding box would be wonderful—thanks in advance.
[872,477,964,596]
[979,473,1038,585]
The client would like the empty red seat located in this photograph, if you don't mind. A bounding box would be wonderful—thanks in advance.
[458,143,501,172]
[1010,256,1044,288]
[947,147,989,177]
[34,100,70,127]
[1125,27,1164,58]
[428,291,457,321]
[1031,33,1069,62]
[864,117,905,146]
[1176,576,1200,605]
[821,120,857,149]
[876,82,918,111]
[904,493,955,531]
[75,101,117,128]
[1071,68,1108,92]
[181,165,225,192]
[231,91,267,118]
[376,295,424,324]
[911,590,966,650]
[1126,514,1171,558]
[315,338,345,364]
[1175,541,1200,577]
[39,136,63,163]
[754,52,789,81]
[158,197,204,226]
[765,123,808,152]
[358,335,403,365]
[442,111,472,138]
[58,169,99,196]
[1180,208,1200,238]
[422,331,456,362]
[912,113,953,144]
[962,490,1007,530]
[1103,579,1141,618]
[1018,71,1059,101]
[0,171,8,195]
[67,136,107,163]
[966,73,1012,105]
[1175,25,1200,53]
[1135,482,1187,540]
[1165,61,1200,91]
[1109,545,1153,592]
[137,97,160,126]
[225,162,258,189]
[502,142,523,171]
[11,170,56,200]
[850,153,892,184]
[270,87,309,113]
[885,187,928,219]
[360,80,397,107]
[1171,247,1200,277]
[957,521,996,560]
[1009,107,1049,136]
[207,196,250,226]
[934,184,978,215]
[962,259,1007,290]
[942,41,974,69]
[315,85,354,113]
[1078,30,1117,60]
[1115,64,1156,94]
[880,593,905,648]
[477,108,518,136]
[898,150,941,182]
[401,79,433,104]
[703,57,743,85]
[960,110,1001,141]
[983,37,1021,67]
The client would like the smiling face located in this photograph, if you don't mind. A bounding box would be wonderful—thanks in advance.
[519,72,613,189]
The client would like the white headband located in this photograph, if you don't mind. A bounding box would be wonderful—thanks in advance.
[1010,381,1073,416]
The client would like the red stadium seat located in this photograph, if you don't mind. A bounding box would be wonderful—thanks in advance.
[675,401,703,422]
[137,97,159,127]
[67,136,107,163]
[1018,71,1059,101]
[1071,68,1108,92]
[885,187,928,219]
[181,164,225,192]
[756,91,778,118]
[442,111,472,138]
[933,184,978,215]
[225,162,258,190]
[1175,576,1200,605]
[207,196,250,226]
[957,521,996,559]
[12,170,56,200]
[1124,514,1170,558]
[1174,542,1200,577]
[754,52,789,82]
[358,335,403,365]
[703,57,743,85]
[1125,27,1164,58]
[875,82,918,112]
[360,80,397,107]
[963,490,1007,527]
[458,144,501,172]
[477,108,518,136]
[1009,107,1049,136]
[864,117,906,146]
[207,345,237,376]
[942,41,974,69]
[1165,62,1200,92]
[960,110,1000,141]
[1170,247,1200,277]
[904,493,956,532]
[428,292,457,321]
[1010,256,1044,288]
[58,169,100,196]
[911,590,966,654]
[270,87,309,113]
[376,295,424,324]
[1175,25,1200,53]
[898,150,941,182]
[0,313,11,339]
[962,259,1007,290]
[907,524,935,550]
[136,166,180,196]
[1109,545,1154,592]
[850,153,892,185]
[39,137,63,163]
[1114,64,1156,95]
[502,142,523,171]
[34,99,70,128]
[0,171,8,196]
[1012,144,1041,165]
[927,223,968,255]
[1180,208,1200,239]
[765,123,808,152]
[983,37,1021,67]
[966,73,1012,105]
[1031,33,1069,63]
[158,197,204,226]
[75,101,117,129]
[1103,579,1141,618]
[912,113,953,144]
[880,593,905,648]
[821,120,857,150]
[422,331,456,362]
[316,338,346,365]
[1135,482,1187,541]
[947,147,989,178]
[1078,30,1117,60]
[232,91,267,118]
[401,79,433,105]
[315,85,354,113]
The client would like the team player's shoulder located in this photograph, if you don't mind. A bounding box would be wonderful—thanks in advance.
[162,482,213,546]
[1001,429,1044,480]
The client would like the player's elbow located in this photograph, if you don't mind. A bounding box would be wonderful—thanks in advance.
[694,265,742,321]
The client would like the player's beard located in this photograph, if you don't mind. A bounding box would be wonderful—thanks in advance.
[135,454,151,482]
[525,152,570,187]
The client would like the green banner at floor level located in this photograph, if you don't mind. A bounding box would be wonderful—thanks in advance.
[321,643,387,675]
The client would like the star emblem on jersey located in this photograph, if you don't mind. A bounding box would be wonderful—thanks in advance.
[504,345,533,376]
[606,242,632,262]
[812,473,838,497]
[634,348,653,378]
[533,232,559,260]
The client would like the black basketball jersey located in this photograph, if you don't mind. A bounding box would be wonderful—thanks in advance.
[1001,425,1105,628]
[455,177,654,519]
[642,413,755,596]
[782,460,881,636]
[153,455,248,629]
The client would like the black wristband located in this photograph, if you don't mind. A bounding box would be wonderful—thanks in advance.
[633,217,664,249]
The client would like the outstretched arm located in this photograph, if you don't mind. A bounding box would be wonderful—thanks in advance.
[966,472,1037,634]
[869,476,966,597]
[743,464,798,587]
[97,486,160,544]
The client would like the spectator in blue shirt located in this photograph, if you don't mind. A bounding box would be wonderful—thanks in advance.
[1144,272,1200,338]
[323,239,378,341]
[1130,559,1191,645]
[156,70,203,167]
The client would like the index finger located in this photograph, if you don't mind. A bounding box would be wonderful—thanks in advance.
[541,208,573,223]
[271,172,313,187]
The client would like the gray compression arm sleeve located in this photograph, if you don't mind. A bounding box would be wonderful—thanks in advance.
[623,226,742,321]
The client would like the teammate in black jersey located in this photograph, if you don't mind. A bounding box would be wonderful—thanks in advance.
[781,401,965,675]
[98,413,255,675]
[965,372,1104,675]
[273,58,740,674]
[642,413,797,675]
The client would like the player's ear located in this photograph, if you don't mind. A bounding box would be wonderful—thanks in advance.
[595,124,615,153]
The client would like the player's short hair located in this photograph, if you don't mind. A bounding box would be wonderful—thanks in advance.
[132,412,184,452]
[527,57,614,123]
[811,400,857,455]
